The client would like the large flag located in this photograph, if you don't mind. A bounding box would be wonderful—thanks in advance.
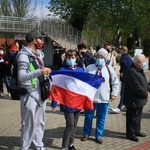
[49,70,104,110]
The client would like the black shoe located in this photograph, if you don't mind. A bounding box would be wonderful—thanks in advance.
[68,145,77,150]
[127,136,139,142]
[135,132,147,137]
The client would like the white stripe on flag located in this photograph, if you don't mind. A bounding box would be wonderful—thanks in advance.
[51,74,97,100]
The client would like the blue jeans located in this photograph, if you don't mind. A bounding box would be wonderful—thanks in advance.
[83,103,109,139]
[118,82,125,110]
[0,75,10,93]
[0,75,3,93]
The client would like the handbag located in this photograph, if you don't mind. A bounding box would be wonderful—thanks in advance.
[28,56,50,101]
[38,74,50,101]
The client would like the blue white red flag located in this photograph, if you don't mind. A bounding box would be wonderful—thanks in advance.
[49,70,104,110]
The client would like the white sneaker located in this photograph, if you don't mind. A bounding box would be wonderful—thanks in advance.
[7,93,11,97]
[0,93,4,96]
[35,147,46,150]
[111,108,121,114]
[121,107,127,112]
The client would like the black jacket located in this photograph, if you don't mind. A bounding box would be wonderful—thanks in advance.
[76,52,91,69]
[123,64,148,108]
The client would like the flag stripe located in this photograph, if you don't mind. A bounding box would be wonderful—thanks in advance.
[50,70,104,89]
[50,70,104,110]
[51,74,97,99]
[50,85,93,110]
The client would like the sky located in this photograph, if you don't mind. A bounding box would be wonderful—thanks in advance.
[34,0,50,18]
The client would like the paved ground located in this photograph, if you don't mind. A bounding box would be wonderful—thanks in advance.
[0,69,150,150]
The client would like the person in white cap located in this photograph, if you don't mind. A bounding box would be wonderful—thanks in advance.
[81,48,119,144]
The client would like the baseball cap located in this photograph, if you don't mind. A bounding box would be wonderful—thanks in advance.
[26,30,47,41]
[10,45,18,51]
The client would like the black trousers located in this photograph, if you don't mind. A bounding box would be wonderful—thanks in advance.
[126,107,143,137]
[62,111,80,149]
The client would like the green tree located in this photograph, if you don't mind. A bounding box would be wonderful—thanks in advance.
[11,0,37,17]
[47,0,97,33]
[48,0,150,47]
[0,0,37,17]
[0,0,12,16]
[47,0,138,41]
[84,0,150,47]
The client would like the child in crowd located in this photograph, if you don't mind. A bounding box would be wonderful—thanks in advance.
[51,49,83,150]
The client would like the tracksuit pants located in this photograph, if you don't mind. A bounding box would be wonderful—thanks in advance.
[20,87,46,150]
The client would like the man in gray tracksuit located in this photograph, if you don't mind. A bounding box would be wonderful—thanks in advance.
[17,30,51,150]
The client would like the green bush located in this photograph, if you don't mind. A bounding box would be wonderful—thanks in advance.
[143,39,150,56]
[116,55,121,63]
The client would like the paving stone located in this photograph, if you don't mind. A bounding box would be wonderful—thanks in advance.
[0,79,150,150]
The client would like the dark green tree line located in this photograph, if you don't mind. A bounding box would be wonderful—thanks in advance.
[47,0,150,49]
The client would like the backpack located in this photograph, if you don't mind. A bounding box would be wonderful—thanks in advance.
[9,52,27,100]
[9,79,27,100]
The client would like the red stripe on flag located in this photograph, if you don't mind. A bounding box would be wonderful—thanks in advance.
[49,85,93,110]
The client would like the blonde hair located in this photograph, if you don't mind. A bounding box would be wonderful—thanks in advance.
[120,46,128,53]
[111,50,117,58]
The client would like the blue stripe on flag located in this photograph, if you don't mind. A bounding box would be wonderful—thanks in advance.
[50,70,104,89]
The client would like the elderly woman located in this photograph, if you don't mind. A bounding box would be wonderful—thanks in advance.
[81,48,119,144]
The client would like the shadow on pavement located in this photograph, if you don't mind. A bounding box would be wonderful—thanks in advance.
[103,129,126,139]
[45,110,63,116]
[0,136,20,149]
[142,112,150,119]
[76,127,126,139]
[43,126,126,140]
[0,136,56,149]
[0,94,21,101]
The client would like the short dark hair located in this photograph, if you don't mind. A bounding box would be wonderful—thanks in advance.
[66,49,77,57]
[77,43,86,50]
[104,43,110,47]
[96,45,103,52]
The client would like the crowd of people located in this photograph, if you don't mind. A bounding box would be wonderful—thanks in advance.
[0,44,18,97]
[0,30,149,150]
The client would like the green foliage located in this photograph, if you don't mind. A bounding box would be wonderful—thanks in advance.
[46,0,150,47]
[128,51,134,57]
[143,39,150,56]
[116,55,121,64]
[0,0,12,16]
[48,0,99,32]
[0,0,37,17]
